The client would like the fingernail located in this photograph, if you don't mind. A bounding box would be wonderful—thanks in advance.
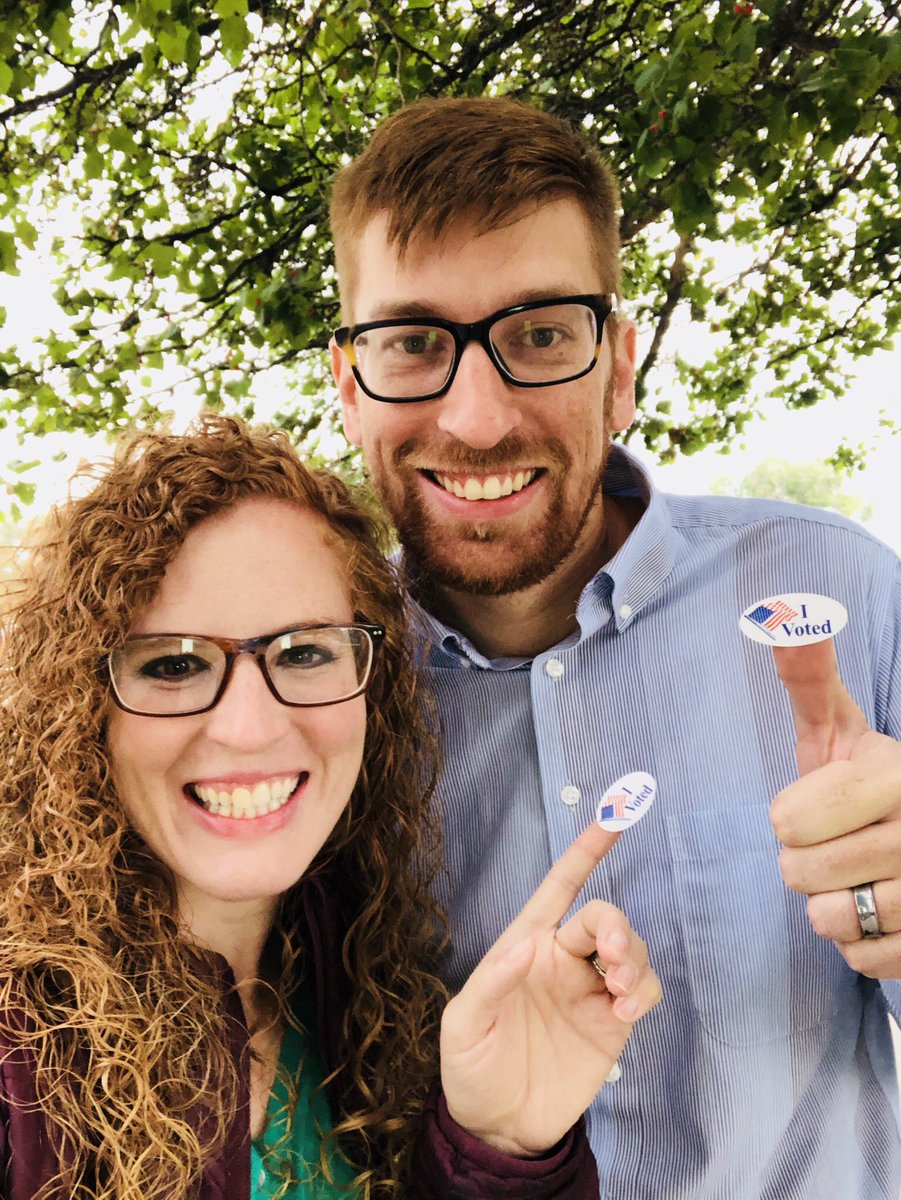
[607,929,628,956]
[614,996,639,1022]
[610,962,636,993]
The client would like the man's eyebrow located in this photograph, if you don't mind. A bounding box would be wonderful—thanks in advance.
[366,301,448,321]
[364,287,592,324]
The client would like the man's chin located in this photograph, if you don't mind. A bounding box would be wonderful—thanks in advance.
[404,536,559,599]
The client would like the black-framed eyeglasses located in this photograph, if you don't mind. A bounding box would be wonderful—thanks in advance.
[334,293,616,404]
[107,623,385,718]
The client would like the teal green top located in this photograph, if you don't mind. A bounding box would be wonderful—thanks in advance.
[251,1012,357,1199]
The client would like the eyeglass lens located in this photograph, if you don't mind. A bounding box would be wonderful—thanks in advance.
[110,627,374,715]
[353,301,598,400]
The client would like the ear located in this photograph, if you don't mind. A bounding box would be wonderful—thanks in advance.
[607,316,637,434]
[330,337,363,447]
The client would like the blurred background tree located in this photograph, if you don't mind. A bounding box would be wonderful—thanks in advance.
[711,456,875,519]
[0,0,898,477]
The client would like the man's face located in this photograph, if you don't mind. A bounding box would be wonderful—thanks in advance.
[332,199,637,597]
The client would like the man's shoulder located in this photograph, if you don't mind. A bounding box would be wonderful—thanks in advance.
[662,489,893,553]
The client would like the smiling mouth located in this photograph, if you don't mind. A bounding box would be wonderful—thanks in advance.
[424,469,541,501]
[186,773,306,819]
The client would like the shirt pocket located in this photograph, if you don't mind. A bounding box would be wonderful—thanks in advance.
[667,804,851,1046]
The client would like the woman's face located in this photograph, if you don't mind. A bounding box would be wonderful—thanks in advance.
[106,498,367,922]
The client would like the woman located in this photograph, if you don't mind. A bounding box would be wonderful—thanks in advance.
[0,415,659,1199]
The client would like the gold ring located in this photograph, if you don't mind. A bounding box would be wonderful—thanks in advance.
[587,951,607,979]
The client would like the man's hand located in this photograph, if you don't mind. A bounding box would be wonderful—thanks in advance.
[439,822,661,1157]
[771,639,901,977]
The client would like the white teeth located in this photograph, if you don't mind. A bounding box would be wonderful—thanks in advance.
[192,774,300,819]
[435,470,537,501]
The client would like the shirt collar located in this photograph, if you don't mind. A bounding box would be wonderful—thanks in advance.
[405,443,677,667]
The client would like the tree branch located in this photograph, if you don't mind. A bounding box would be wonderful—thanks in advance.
[635,232,693,391]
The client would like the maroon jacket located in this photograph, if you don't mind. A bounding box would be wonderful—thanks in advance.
[0,875,599,1198]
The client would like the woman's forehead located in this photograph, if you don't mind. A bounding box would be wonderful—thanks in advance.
[130,499,354,637]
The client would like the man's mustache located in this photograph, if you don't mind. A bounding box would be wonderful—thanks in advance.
[394,437,571,474]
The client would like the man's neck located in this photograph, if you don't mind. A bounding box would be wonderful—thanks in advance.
[429,494,644,659]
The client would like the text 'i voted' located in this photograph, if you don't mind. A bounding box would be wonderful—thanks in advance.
[740,593,848,647]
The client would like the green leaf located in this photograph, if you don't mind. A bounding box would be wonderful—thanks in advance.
[158,22,191,65]
[634,60,665,96]
[14,218,36,251]
[145,242,178,275]
[12,482,36,505]
[48,11,73,54]
[734,20,756,64]
[219,14,251,66]
[108,126,136,153]
[84,148,104,179]
[0,231,18,276]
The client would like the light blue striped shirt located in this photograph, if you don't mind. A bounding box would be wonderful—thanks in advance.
[411,445,901,1199]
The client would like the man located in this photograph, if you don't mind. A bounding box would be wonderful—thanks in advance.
[328,96,901,1197]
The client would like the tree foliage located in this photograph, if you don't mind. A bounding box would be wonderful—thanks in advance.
[0,0,898,471]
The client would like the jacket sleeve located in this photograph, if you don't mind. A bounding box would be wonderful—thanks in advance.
[407,1089,600,1199]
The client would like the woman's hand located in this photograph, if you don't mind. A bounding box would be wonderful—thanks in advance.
[439,823,661,1157]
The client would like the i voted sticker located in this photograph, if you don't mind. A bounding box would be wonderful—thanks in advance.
[596,772,657,832]
[740,593,848,647]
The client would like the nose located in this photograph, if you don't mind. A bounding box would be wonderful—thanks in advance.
[436,342,522,449]
[203,655,294,751]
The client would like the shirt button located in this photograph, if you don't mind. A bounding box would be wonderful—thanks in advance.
[619,603,633,619]
[257,1168,267,1187]
[545,657,565,678]
[561,785,581,806]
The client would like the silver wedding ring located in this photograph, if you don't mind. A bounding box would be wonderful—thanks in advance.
[587,951,607,979]
[853,883,882,939]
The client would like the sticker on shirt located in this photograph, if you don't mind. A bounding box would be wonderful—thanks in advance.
[596,772,657,832]
[739,593,848,647]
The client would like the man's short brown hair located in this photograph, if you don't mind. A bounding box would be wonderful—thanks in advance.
[330,95,622,316]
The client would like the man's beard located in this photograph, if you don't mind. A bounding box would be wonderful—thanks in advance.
[373,436,611,598]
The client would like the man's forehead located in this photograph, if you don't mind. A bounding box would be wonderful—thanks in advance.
[344,199,601,321]
[363,198,571,259]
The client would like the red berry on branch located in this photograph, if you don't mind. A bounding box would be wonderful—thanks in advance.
[658,109,667,119]
[733,2,742,10]
[650,122,661,134]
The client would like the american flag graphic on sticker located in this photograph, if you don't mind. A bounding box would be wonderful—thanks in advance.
[745,600,799,631]
[599,793,629,822]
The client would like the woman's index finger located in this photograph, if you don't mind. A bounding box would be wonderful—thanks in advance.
[507,823,621,937]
